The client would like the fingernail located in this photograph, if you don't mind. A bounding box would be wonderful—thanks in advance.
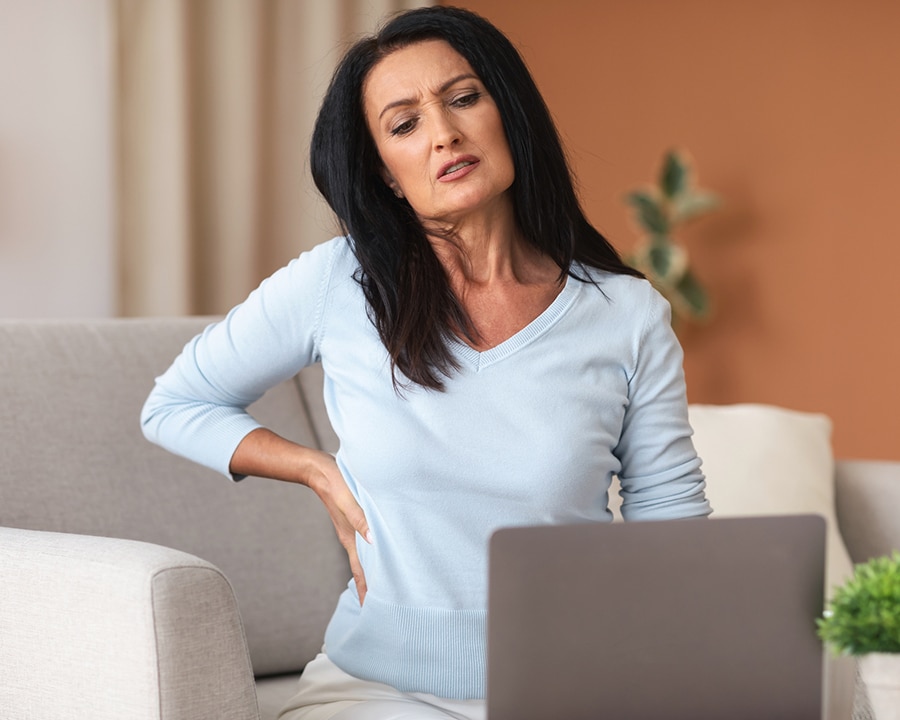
[364,530,374,544]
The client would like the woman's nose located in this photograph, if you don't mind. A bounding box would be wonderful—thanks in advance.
[431,111,461,150]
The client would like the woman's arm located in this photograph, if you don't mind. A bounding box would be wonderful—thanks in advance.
[142,239,371,600]
[230,428,371,604]
[616,284,711,520]
[141,242,337,477]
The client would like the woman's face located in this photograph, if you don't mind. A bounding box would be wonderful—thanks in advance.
[363,40,515,227]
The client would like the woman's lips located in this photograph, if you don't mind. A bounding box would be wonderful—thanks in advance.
[437,156,479,182]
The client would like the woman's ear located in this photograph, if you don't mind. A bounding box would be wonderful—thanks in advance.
[380,168,404,199]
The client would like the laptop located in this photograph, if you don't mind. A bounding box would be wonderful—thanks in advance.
[487,514,826,720]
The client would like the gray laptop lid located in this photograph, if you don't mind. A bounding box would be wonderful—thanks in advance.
[487,515,826,720]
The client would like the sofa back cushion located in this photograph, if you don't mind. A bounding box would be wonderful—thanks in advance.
[835,458,900,563]
[687,403,852,591]
[686,403,854,720]
[0,318,348,677]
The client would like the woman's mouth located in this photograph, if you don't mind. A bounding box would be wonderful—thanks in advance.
[438,157,479,181]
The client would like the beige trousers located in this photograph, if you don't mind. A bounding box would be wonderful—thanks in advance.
[278,652,486,720]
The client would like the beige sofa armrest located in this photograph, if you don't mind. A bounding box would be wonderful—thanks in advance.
[0,528,259,720]
[835,459,900,564]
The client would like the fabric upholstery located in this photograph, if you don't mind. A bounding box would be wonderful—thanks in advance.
[256,675,304,720]
[686,403,855,720]
[687,403,852,591]
[0,319,349,677]
[835,459,900,563]
[153,565,259,719]
[0,528,258,720]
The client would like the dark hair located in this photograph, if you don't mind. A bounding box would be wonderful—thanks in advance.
[310,5,641,390]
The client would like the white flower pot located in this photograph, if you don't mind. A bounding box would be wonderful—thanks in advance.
[859,653,900,720]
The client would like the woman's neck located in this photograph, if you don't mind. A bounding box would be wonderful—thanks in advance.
[424,201,556,288]
[423,202,564,351]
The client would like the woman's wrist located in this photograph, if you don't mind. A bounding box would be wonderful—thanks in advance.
[229,427,325,486]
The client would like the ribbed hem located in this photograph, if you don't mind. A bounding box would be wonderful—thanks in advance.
[324,590,486,699]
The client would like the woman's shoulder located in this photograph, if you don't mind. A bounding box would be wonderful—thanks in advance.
[243,236,359,317]
[575,264,660,307]
[296,235,358,272]
[574,265,672,336]
[276,236,359,291]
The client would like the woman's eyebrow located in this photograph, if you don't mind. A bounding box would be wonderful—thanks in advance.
[438,72,479,93]
[378,73,480,120]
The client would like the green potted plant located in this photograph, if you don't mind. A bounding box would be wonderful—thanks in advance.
[817,551,900,719]
[625,149,719,330]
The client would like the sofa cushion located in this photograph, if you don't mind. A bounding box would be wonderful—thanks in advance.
[0,319,349,677]
[687,403,855,720]
[256,674,303,720]
[835,459,900,563]
[0,528,259,720]
[688,403,852,591]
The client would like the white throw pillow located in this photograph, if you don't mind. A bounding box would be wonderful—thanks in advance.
[687,403,855,720]
[687,403,852,592]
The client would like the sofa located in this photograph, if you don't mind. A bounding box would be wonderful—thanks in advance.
[1,317,897,720]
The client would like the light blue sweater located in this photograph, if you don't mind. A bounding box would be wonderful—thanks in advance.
[141,236,710,699]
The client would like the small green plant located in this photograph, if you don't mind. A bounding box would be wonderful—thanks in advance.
[817,551,900,655]
[625,149,719,327]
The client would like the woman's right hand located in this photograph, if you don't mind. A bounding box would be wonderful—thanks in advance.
[302,448,372,606]
[230,428,371,604]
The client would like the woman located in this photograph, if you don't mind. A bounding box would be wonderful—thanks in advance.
[142,6,710,720]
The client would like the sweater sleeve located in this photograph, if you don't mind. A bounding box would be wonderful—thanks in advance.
[140,239,340,478]
[614,285,711,520]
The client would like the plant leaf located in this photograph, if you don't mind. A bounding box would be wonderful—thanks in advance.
[818,551,900,655]
[674,269,710,318]
[648,240,687,284]
[647,242,673,279]
[660,151,688,199]
[674,191,720,223]
[626,190,669,234]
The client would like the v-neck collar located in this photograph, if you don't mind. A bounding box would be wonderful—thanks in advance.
[449,277,582,370]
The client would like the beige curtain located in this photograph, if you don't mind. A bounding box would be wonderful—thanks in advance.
[114,0,430,316]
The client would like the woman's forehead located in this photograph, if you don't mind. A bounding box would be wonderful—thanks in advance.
[363,40,480,111]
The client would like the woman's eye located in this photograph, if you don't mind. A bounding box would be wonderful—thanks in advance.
[452,92,481,108]
[391,118,417,136]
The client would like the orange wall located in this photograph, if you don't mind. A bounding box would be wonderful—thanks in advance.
[445,0,900,460]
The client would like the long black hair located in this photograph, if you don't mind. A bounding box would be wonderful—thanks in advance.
[310,6,641,390]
